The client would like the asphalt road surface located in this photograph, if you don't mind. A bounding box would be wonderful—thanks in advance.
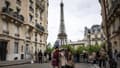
[0,63,98,68]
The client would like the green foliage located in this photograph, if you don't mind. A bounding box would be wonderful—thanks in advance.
[61,45,75,54]
[75,44,102,54]
[46,42,54,53]
[76,46,86,54]
[86,45,101,54]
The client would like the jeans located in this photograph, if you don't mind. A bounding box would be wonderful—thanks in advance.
[99,59,106,68]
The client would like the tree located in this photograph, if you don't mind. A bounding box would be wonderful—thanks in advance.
[46,42,53,53]
[86,44,102,54]
[61,44,75,54]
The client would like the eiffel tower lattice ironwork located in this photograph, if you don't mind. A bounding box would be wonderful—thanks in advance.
[58,0,67,46]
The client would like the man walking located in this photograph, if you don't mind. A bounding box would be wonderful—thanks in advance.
[38,50,43,63]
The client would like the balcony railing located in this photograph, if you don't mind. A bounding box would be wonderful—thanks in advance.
[1,7,24,24]
[108,0,120,19]
[15,34,20,37]
[3,30,9,34]
[35,23,44,32]
[26,36,31,40]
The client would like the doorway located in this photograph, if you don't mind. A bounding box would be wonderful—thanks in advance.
[0,41,7,61]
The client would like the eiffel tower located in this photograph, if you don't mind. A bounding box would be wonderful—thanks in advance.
[57,0,67,46]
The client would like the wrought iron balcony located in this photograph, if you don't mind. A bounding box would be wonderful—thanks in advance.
[35,23,45,32]
[1,7,24,24]
[26,36,31,40]
[108,0,120,19]
[3,30,9,34]
[15,34,20,37]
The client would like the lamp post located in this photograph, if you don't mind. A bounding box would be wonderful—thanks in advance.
[88,29,91,47]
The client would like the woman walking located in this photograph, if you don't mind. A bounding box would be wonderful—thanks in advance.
[59,49,66,68]
[51,47,60,68]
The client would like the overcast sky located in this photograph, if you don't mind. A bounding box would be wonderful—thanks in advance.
[47,0,102,45]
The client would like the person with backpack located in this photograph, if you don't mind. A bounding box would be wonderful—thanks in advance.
[51,47,60,68]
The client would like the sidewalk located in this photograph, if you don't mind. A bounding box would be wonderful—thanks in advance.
[0,60,31,67]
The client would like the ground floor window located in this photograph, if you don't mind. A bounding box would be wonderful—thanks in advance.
[14,42,19,54]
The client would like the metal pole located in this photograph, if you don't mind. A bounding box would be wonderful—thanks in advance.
[88,30,91,47]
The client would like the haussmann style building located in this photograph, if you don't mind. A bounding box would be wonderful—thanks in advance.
[83,25,106,46]
[0,0,48,61]
[99,0,120,51]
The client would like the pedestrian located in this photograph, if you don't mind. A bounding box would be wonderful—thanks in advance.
[49,52,51,61]
[44,51,47,63]
[65,48,74,68]
[38,50,43,63]
[59,49,66,68]
[51,46,60,68]
[30,53,34,64]
[109,58,117,68]
[76,51,80,63]
[99,48,107,68]
[114,49,118,60]
[117,51,120,60]
[96,51,100,64]
[83,51,88,63]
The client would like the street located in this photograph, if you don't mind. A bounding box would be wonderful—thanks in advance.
[0,63,98,68]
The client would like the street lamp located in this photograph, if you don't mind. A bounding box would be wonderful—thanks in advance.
[88,29,91,47]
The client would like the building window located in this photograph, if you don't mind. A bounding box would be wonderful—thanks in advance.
[16,0,21,6]
[5,1,10,7]
[26,32,29,37]
[112,23,115,33]
[40,12,42,20]
[35,32,37,36]
[97,29,101,32]
[29,5,34,13]
[3,21,8,31]
[14,42,19,54]
[16,7,21,12]
[35,33,37,41]
[40,40,42,42]
[29,14,33,22]
[21,46,23,52]
[15,25,19,34]
[35,13,38,18]
[29,0,33,4]
[25,44,29,54]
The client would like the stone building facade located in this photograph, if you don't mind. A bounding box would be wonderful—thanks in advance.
[99,0,120,51]
[84,25,105,46]
[0,0,48,61]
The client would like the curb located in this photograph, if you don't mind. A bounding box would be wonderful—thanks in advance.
[0,61,31,67]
